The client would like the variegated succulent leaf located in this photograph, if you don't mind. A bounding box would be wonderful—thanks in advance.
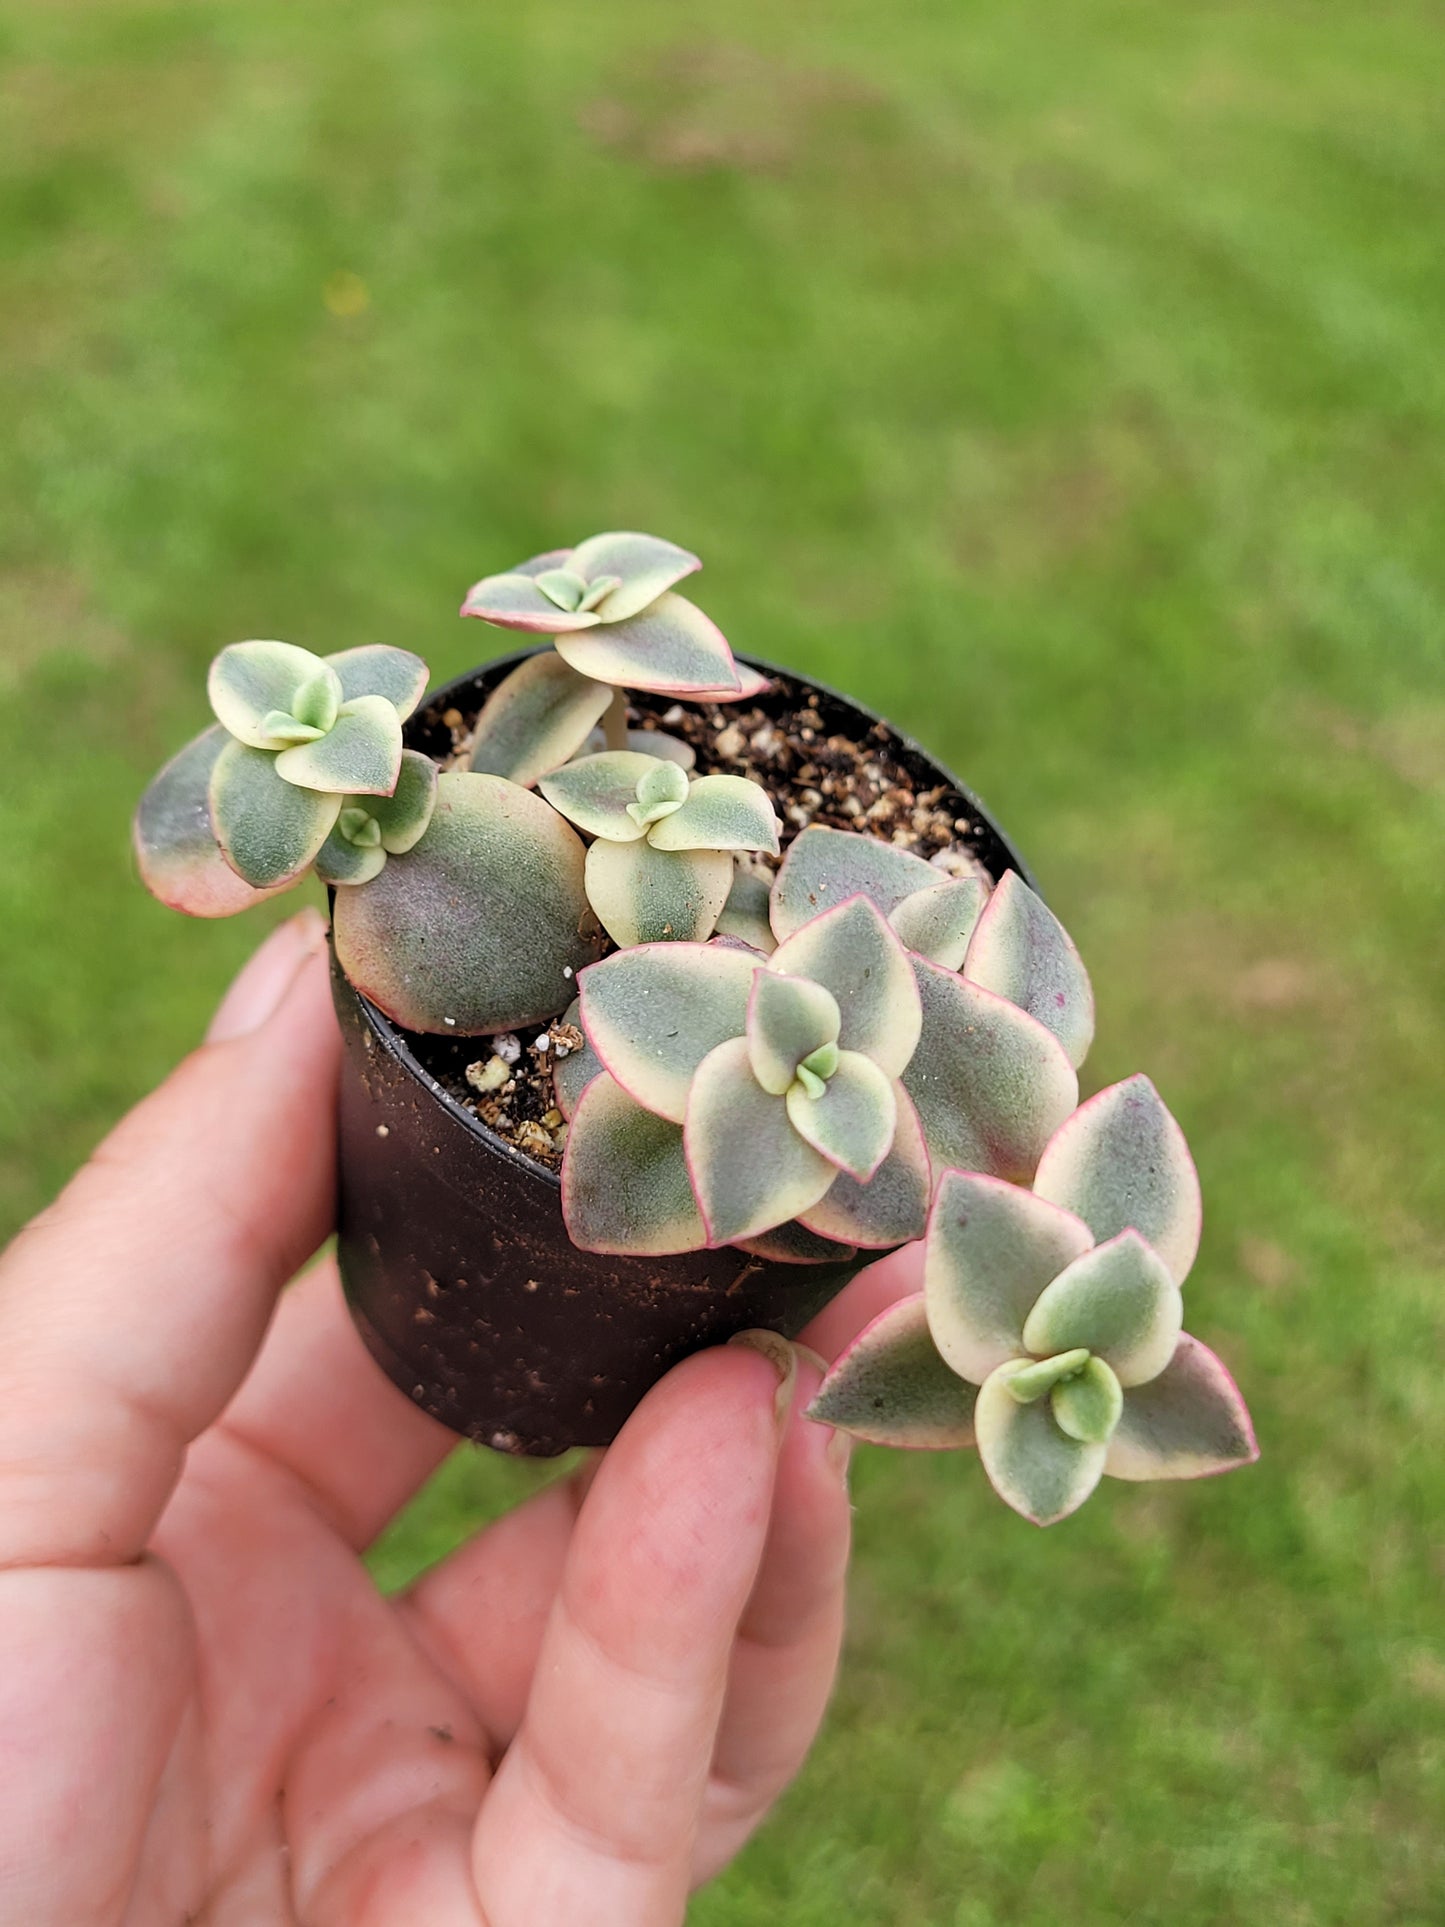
[467,652,613,789]
[133,725,299,917]
[962,870,1095,1070]
[209,639,426,757]
[768,895,922,1078]
[770,826,943,942]
[888,876,990,970]
[312,750,439,888]
[807,1296,979,1449]
[714,863,777,954]
[461,531,701,633]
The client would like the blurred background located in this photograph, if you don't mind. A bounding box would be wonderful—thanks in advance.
[1,1,1441,1919]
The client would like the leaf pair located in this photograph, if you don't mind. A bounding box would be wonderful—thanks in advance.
[811,1077,1256,1525]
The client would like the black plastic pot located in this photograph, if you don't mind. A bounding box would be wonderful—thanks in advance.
[333,650,1033,1456]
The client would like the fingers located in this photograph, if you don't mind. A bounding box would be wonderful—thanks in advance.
[692,1346,853,1885]
[0,913,339,1568]
[470,1339,794,1927]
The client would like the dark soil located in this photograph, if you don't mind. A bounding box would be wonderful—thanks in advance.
[397,664,997,1172]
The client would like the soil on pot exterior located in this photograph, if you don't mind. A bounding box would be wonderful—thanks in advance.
[398,664,998,1172]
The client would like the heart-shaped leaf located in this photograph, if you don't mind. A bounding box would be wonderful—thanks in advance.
[1051,1356,1124,1444]
[134,725,296,917]
[975,1362,1108,1525]
[747,969,842,1095]
[1105,1335,1259,1481]
[314,826,388,887]
[366,749,438,854]
[578,942,759,1123]
[468,653,613,788]
[552,997,603,1122]
[324,643,429,720]
[555,593,742,698]
[460,569,603,633]
[684,1037,836,1246]
[209,739,342,888]
[963,871,1095,1070]
[561,1072,707,1256]
[646,774,781,855]
[539,751,655,841]
[785,1049,897,1182]
[273,695,403,797]
[568,530,702,623]
[808,1295,979,1449]
[1032,1074,1202,1286]
[770,826,942,941]
[208,640,333,751]
[770,895,922,1078]
[797,1080,931,1248]
[1022,1231,1183,1388]
[888,876,989,970]
[584,838,734,947]
[714,864,777,954]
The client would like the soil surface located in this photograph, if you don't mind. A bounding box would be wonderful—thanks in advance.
[398,666,995,1171]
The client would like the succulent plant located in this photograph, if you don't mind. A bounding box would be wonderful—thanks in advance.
[810,1075,1258,1525]
[537,750,780,947]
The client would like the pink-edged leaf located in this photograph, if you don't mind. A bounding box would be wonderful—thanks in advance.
[1033,1073,1202,1285]
[770,826,941,941]
[1022,1230,1183,1388]
[975,1362,1108,1526]
[584,838,733,948]
[134,725,297,917]
[684,1037,836,1246]
[460,570,602,633]
[735,1219,857,1264]
[923,1171,1095,1385]
[798,1079,930,1248]
[367,749,438,854]
[785,1049,896,1182]
[770,894,922,1077]
[552,997,603,1122]
[209,739,341,889]
[808,1294,978,1449]
[468,652,613,788]
[747,969,842,1095]
[711,664,774,701]
[313,823,388,887]
[560,1072,707,1256]
[577,941,759,1124]
[332,771,599,1034]
[715,863,777,954]
[1106,1334,1259,1481]
[647,774,781,855]
[272,695,403,797]
[889,877,989,970]
[539,751,655,841]
[208,639,331,750]
[963,870,1095,1070]
[903,959,1079,1184]
[325,644,429,720]
[555,593,742,697]
[569,530,702,622]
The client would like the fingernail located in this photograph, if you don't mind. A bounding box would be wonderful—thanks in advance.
[207,908,328,1043]
[728,1329,798,1428]
[825,1425,854,1487]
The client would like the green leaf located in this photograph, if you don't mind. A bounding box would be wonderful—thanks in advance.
[785,1049,897,1182]
[538,751,656,841]
[584,838,733,948]
[770,826,942,941]
[208,640,331,750]
[902,959,1079,1184]
[273,695,403,797]
[461,568,602,633]
[963,870,1095,1071]
[331,772,600,1034]
[889,877,989,970]
[1021,1231,1183,1388]
[133,725,296,918]
[208,739,341,888]
[1106,1336,1259,1481]
[314,826,388,887]
[975,1362,1108,1525]
[366,749,438,853]
[714,864,777,954]
[568,529,702,622]
[807,1294,978,1449]
[561,1073,707,1255]
[290,668,342,734]
[769,895,922,1078]
[684,1037,837,1245]
[798,1082,931,1248]
[646,773,781,855]
[1052,1357,1124,1445]
[923,1171,1095,1386]
[339,806,382,847]
[535,567,588,611]
[1003,1350,1092,1403]
[578,941,760,1123]
[554,592,743,697]
[260,710,325,746]
[552,997,603,1122]
[735,1219,858,1264]
[467,654,612,789]
[1032,1074,1202,1286]
[747,969,842,1096]
[325,644,430,720]
[629,758,690,826]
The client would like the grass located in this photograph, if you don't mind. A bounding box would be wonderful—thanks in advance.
[2,0,1442,1918]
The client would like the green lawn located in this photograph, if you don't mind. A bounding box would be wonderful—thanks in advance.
[2,1,1442,1919]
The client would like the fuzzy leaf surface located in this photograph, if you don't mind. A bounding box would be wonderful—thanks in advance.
[770,826,942,941]
[332,771,597,1034]
[539,751,655,841]
[1105,1335,1259,1481]
[714,865,777,954]
[684,1037,836,1246]
[569,530,701,622]
[584,837,733,948]
[1033,1073,1203,1285]
[272,695,404,798]
[735,1220,857,1264]
[134,725,295,917]
[809,1295,978,1449]
[314,827,387,887]
[747,970,842,1095]
[325,644,429,720]
[366,749,438,853]
[554,593,742,697]
[461,569,602,633]
[646,774,781,855]
[903,959,1079,1184]
[552,997,603,1122]
[209,740,342,888]
[889,877,989,970]
[1051,1356,1124,1445]
[924,1171,1095,1385]
[209,640,331,750]
[975,1363,1108,1525]
[578,942,758,1123]
[561,1073,707,1255]
[1022,1231,1183,1388]
[797,1080,931,1248]
[769,895,922,1077]
[785,1049,897,1181]
[963,871,1095,1070]
[468,653,613,789]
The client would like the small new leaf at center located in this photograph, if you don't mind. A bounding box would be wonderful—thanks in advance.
[1001,1349,1091,1405]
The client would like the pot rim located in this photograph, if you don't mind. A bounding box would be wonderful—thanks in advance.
[343,644,1037,1197]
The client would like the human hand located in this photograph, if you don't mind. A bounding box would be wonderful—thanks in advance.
[0,910,878,1926]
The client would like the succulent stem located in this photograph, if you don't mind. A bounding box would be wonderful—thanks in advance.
[602,685,630,753]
